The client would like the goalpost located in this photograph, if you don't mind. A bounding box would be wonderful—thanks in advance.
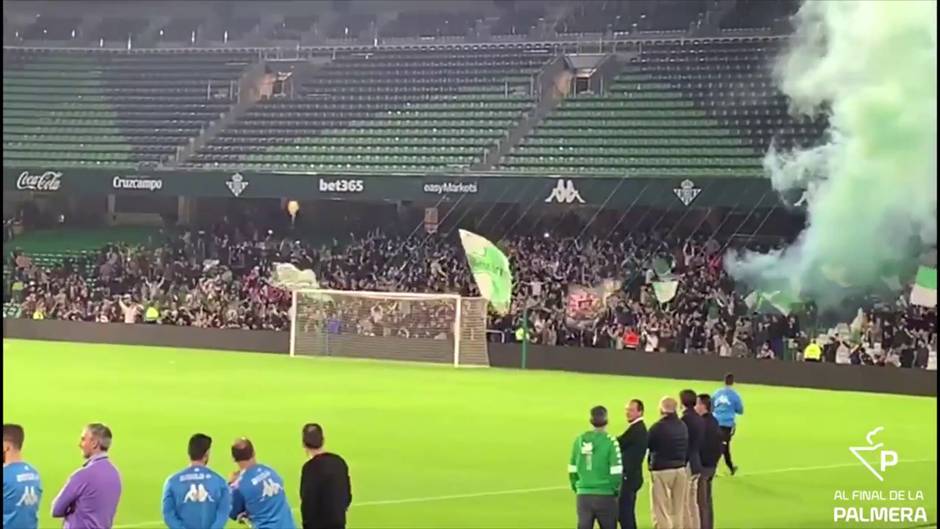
[289,289,490,367]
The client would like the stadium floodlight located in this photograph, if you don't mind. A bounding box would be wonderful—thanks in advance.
[289,289,489,367]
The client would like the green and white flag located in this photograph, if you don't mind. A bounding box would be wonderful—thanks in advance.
[910,266,937,307]
[272,263,320,290]
[745,289,799,315]
[459,230,513,315]
[653,280,679,303]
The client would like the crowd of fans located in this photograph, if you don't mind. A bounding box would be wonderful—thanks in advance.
[4,224,936,368]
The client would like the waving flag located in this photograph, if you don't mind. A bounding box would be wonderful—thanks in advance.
[459,230,513,314]
[910,266,937,307]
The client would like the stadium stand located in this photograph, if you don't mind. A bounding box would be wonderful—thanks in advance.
[326,13,376,40]
[719,0,799,32]
[189,48,549,171]
[96,17,151,43]
[381,11,482,39]
[216,16,260,41]
[554,0,708,36]
[2,49,256,168]
[499,37,826,176]
[5,225,935,368]
[20,15,83,41]
[156,18,205,43]
[269,15,318,41]
[490,6,544,37]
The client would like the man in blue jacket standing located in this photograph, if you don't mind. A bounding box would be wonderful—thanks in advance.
[228,438,296,529]
[711,373,744,475]
[3,424,42,529]
[162,434,231,529]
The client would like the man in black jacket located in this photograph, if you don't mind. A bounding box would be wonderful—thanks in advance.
[617,399,649,529]
[647,397,689,529]
[696,394,723,529]
[300,423,352,529]
[680,389,705,529]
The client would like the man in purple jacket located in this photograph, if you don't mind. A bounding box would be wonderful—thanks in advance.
[51,424,122,529]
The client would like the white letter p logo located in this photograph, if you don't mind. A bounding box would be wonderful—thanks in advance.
[880,450,898,473]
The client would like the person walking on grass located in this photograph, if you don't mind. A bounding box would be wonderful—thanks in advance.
[712,373,743,475]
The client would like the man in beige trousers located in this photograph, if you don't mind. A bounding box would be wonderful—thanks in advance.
[646,397,689,529]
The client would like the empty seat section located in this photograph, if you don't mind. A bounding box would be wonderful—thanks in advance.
[500,37,826,176]
[3,49,255,168]
[191,48,551,172]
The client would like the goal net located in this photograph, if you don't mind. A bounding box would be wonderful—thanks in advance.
[290,289,489,367]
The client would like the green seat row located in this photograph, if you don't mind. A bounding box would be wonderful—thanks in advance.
[4,94,111,103]
[318,127,504,138]
[6,119,122,128]
[532,128,734,138]
[4,142,134,153]
[216,136,490,147]
[4,150,139,161]
[523,136,750,147]
[561,99,697,109]
[6,127,186,136]
[512,146,757,157]
[503,156,760,167]
[540,118,722,129]
[251,145,483,155]
[2,159,139,169]
[243,154,477,165]
[4,134,131,144]
[607,82,675,91]
[200,162,470,171]
[551,109,708,119]
[497,165,760,177]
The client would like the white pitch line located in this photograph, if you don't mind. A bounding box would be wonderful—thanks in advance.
[112,458,935,529]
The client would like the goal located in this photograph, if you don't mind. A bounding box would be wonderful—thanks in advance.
[289,289,490,367]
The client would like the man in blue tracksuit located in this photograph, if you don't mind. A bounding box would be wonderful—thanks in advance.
[712,373,744,475]
[162,434,231,529]
[229,438,296,529]
[3,424,42,529]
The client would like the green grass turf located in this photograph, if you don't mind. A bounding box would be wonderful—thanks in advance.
[3,339,936,529]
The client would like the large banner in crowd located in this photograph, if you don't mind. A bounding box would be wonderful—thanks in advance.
[3,167,774,209]
[565,280,621,329]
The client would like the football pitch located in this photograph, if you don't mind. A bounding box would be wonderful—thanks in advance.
[3,339,936,529]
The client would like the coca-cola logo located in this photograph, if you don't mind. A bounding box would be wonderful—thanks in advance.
[16,171,63,192]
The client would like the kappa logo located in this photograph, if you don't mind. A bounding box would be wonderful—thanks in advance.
[260,479,283,499]
[226,173,248,197]
[545,179,585,204]
[849,427,898,482]
[673,179,701,206]
[183,483,214,503]
[16,486,40,507]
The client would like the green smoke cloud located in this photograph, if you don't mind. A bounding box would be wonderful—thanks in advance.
[726,0,937,309]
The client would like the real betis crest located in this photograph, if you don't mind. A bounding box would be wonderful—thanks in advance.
[673,179,701,206]
[226,172,248,197]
